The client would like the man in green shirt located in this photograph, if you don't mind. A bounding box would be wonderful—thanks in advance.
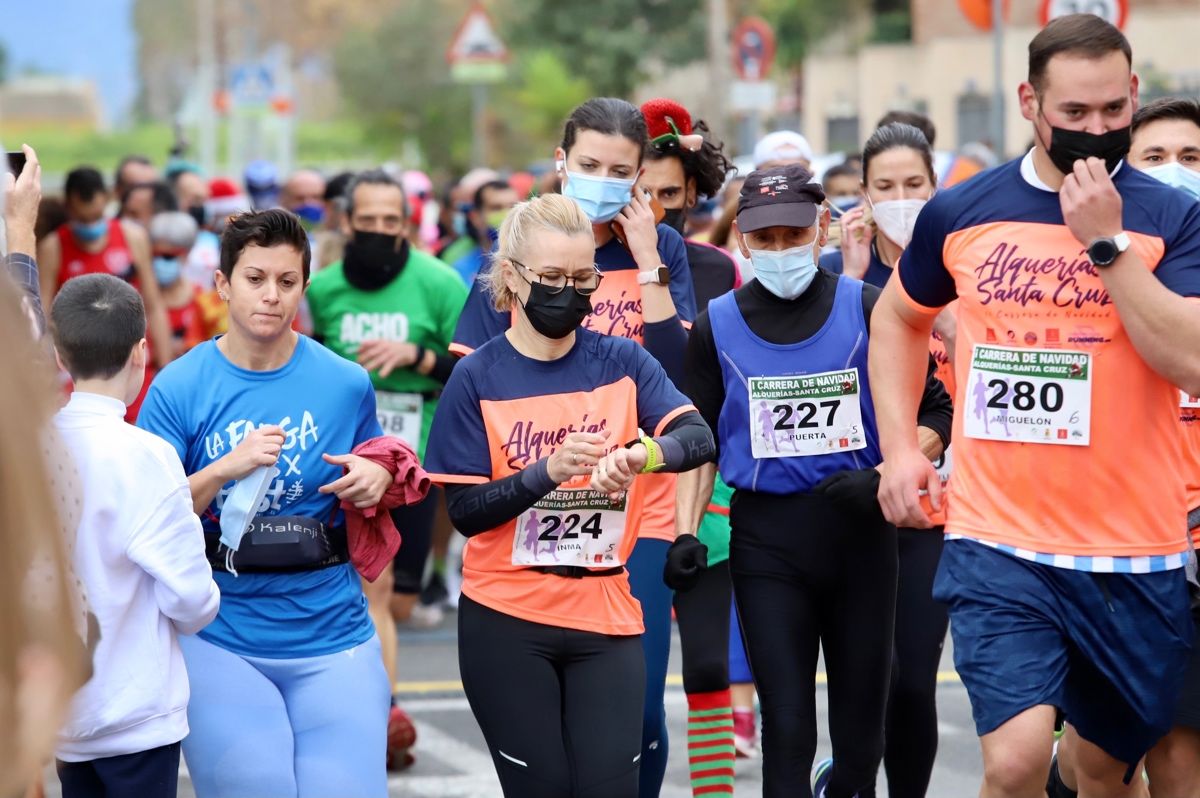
[306,170,467,738]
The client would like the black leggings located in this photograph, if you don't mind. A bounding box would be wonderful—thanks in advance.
[390,485,441,594]
[729,490,898,798]
[872,529,949,798]
[458,594,645,798]
[674,559,733,693]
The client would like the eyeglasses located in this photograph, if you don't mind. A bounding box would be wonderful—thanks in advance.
[512,260,605,296]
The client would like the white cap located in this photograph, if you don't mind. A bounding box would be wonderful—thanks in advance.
[753,130,814,169]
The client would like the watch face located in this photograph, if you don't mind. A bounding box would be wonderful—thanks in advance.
[1089,239,1118,266]
[656,266,670,285]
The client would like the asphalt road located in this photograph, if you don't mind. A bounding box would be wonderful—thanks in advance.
[45,609,983,797]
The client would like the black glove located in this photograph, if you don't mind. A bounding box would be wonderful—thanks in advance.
[813,467,883,520]
[663,533,708,592]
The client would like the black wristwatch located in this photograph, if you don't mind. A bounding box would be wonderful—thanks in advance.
[1087,232,1130,268]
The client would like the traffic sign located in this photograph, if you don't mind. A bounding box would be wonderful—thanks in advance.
[958,0,1011,31]
[447,2,510,84]
[1039,0,1127,29]
[731,17,776,82]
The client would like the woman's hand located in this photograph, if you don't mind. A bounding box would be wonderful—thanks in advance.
[318,453,392,509]
[616,190,662,268]
[547,432,610,485]
[839,205,873,280]
[219,425,285,482]
[590,444,649,500]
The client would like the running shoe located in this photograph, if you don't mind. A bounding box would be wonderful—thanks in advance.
[387,705,417,772]
[404,602,445,629]
[732,707,759,759]
[811,757,834,797]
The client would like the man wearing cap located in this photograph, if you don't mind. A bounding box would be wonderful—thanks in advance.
[677,165,953,798]
[753,130,815,170]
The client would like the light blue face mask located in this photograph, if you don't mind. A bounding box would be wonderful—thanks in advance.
[219,465,279,575]
[153,255,181,286]
[1142,161,1200,202]
[561,168,636,223]
[71,219,109,243]
[749,241,818,300]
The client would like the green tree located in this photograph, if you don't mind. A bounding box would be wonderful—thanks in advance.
[497,50,594,165]
[498,0,705,98]
[0,41,8,84]
[755,0,852,69]
[334,1,476,172]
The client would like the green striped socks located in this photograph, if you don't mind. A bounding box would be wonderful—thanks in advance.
[686,688,735,795]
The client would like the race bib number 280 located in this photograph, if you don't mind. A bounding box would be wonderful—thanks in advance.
[964,345,1092,446]
[748,368,867,459]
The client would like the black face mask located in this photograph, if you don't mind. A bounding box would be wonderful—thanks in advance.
[520,282,593,339]
[343,231,408,291]
[661,207,687,236]
[186,205,208,228]
[1044,117,1131,175]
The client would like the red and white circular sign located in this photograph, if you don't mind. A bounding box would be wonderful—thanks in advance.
[1039,0,1128,30]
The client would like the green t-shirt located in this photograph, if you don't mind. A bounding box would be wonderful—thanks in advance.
[307,249,469,459]
[439,237,478,274]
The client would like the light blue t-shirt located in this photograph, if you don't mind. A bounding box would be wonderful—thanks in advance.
[137,335,381,659]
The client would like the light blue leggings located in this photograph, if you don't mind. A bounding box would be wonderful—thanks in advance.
[178,634,390,798]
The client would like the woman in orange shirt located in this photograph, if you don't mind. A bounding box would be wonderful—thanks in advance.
[424,194,713,797]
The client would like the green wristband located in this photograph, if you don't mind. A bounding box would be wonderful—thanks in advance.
[639,435,665,474]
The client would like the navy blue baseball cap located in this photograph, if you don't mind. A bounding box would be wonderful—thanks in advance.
[736,164,826,232]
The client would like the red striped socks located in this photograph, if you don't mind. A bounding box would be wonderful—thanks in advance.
[686,688,735,795]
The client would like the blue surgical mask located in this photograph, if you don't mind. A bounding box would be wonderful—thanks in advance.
[292,202,324,229]
[219,465,279,575]
[153,255,181,286]
[749,241,818,300]
[1142,161,1200,202]
[561,170,636,223]
[71,219,109,243]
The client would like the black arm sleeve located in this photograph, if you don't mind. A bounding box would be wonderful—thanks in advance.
[682,310,725,460]
[428,352,456,384]
[444,458,558,537]
[642,315,689,388]
[651,411,715,472]
[863,281,954,449]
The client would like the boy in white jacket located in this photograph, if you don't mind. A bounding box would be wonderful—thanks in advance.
[50,273,220,798]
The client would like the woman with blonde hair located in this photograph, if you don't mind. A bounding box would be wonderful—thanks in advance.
[425,193,714,798]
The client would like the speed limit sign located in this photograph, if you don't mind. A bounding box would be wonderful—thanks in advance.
[1039,0,1128,29]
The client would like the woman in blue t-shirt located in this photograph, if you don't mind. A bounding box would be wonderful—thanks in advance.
[138,210,393,798]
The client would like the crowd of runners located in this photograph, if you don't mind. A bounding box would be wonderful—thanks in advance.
[3,13,1200,798]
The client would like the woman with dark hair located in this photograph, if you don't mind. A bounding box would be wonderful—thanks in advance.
[451,96,698,798]
[637,97,742,797]
[821,122,955,798]
[138,210,408,797]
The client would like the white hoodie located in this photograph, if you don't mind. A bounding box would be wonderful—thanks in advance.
[54,392,220,762]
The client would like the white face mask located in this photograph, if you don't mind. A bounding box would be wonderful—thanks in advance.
[870,198,927,250]
[219,464,279,555]
[748,240,818,300]
[1142,161,1200,202]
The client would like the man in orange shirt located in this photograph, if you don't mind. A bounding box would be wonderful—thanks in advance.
[870,16,1200,798]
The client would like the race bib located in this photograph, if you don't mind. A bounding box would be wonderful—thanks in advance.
[375,391,423,449]
[964,345,1091,446]
[748,368,867,459]
[512,488,627,568]
[1183,391,1200,410]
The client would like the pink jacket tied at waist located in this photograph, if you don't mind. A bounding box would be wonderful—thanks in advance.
[341,436,430,582]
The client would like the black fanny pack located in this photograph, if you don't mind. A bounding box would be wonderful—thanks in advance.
[206,516,349,574]
[528,565,626,579]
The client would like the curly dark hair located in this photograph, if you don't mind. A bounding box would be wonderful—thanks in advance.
[645,119,734,200]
